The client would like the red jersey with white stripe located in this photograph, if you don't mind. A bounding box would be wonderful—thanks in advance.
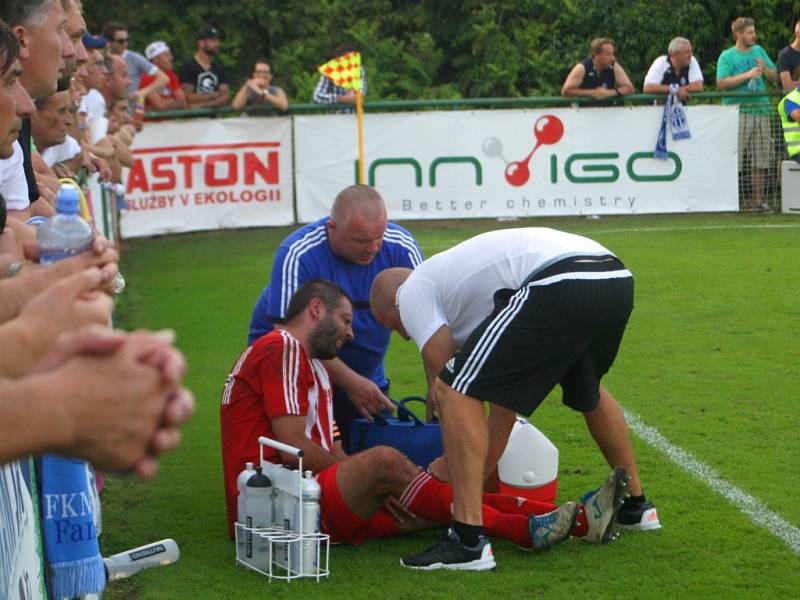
[220,329,336,534]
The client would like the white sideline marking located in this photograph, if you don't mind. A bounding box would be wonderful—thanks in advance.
[623,409,800,554]
[425,222,800,251]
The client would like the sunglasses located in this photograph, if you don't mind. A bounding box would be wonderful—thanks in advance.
[114,38,130,44]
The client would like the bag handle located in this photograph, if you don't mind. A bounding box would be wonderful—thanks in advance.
[397,396,437,425]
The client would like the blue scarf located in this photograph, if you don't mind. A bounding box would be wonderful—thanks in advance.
[655,84,691,159]
[39,455,105,599]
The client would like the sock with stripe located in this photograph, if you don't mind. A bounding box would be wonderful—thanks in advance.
[398,472,533,547]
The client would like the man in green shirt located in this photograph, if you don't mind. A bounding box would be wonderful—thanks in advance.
[717,17,778,212]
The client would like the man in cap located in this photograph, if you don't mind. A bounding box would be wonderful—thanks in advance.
[179,24,229,108]
[140,40,187,113]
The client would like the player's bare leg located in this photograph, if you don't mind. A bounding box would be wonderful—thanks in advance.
[582,385,642,496]
[436,378,487,526]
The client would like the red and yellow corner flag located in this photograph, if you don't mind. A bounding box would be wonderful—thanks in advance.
[318,51,363,91]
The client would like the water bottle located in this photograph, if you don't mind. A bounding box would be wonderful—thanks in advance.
[235,462,256,558]
[36,184,94,264]
[298,471,321,575]
[236,462,256,526]
[244,467,272,572]
[747,77,759,92]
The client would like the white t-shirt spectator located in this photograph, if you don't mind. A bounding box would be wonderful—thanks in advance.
[396,228,617,350]
[41,135,82,168]
[78,88,106,122]
[0,141,30,211]
[644,55,704,87]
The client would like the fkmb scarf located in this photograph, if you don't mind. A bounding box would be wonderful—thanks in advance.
[39,455,105,598]
[655,84,691,159]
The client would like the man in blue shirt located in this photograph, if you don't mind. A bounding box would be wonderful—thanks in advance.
[249,185,423,446]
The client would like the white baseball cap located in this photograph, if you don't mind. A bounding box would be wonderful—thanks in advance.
[145,40,170,60]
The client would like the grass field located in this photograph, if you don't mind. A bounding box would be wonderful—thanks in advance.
[103,213,800,599]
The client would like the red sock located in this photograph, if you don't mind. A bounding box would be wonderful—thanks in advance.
[399,473,532,547]
[481,493,558,516]
[571,504,588,537]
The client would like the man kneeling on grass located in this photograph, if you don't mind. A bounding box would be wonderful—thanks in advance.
[220,279,628,569]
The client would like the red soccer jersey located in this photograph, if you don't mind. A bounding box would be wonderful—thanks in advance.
[220,329,335,535]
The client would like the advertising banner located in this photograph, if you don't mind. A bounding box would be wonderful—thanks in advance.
[122,117,294,238]
[294,105,738,221]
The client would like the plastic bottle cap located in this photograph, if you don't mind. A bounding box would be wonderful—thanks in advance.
[245,462,254,469]
[55,185,81,215]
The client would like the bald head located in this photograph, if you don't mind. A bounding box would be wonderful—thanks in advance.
[369,267,411,334]
[326,185,388,265]
[330,184,386,226]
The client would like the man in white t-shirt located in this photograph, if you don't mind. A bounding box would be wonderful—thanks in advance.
[370,228,659,570]
[643,37,704,101]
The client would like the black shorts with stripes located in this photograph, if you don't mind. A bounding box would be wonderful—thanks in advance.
[437,256,633,415]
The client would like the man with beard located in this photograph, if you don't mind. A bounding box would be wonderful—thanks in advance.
[220,279,625,560]
[179,24,229,109]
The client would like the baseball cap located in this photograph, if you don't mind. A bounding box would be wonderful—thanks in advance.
[145,40,170,60]
[82,32,108,49]
[196,25,220,40]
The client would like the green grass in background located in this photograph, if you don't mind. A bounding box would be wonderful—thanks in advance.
[104,213,800,599]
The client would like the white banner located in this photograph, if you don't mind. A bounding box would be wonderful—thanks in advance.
[295,106,739,221]
[122,117,294,238]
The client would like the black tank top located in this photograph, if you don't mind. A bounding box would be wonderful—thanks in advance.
[578,58,616,90]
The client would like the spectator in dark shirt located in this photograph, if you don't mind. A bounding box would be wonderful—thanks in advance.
[231,59,288,112]
[179,25,229,109]
[777,21,800,93]
[561,38,635,100]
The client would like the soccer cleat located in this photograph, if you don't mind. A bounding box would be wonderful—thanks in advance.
[527,501,578,552]
[400,528,496,571]
[618,501,662,531]
[579,467,629,544]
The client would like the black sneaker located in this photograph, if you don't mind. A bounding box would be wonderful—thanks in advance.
[400,528,496,571]
[618,500,661,531]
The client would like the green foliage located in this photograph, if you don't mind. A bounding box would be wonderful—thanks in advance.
[82,0,800,101]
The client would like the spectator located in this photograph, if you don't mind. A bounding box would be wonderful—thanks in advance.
[231,59,288,112]
[777,21,800,93]
[248,184,422,449]
[312,44,367,107]
[60,0,90,90]
[0,0,76,221]
[102,20,168,102]
[717,17,777,212]
[77,46,108,124]
[778,84,800,162]
[140,40,187,113]
[179,24,229,109]
[643,37,703,102]
[561,38,635,100]
[102,54,130,105]
[31,90,81,168]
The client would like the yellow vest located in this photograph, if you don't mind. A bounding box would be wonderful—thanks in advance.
[778,88,800,158]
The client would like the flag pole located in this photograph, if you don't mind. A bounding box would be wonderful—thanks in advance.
[356,90,365,184]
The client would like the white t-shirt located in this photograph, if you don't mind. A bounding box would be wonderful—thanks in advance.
[397,228,616,350]
[41,135,81,167]
[78,88,106,122]
[0,141,30,211]
[644,55,704,86]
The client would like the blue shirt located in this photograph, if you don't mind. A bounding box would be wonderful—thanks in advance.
[786,97,800,121]
[249,218,423,388]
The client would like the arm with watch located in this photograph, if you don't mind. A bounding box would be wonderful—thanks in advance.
[231,80,288,111]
